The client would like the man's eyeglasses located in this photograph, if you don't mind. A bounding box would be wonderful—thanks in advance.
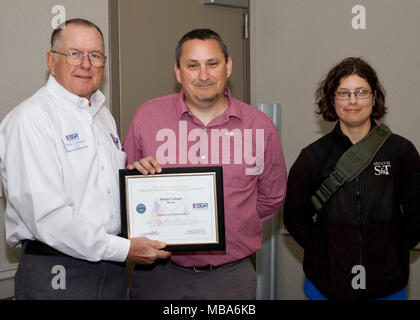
[335,89,372,101]
[51,50,107,68]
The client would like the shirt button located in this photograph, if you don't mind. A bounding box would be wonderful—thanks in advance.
[201,155,206,160]
[107,189,111,194]
[101,166,105,171]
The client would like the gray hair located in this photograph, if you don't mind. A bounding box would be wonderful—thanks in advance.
[51,18,105,52]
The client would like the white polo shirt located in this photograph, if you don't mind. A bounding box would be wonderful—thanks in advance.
[0,75,130,262]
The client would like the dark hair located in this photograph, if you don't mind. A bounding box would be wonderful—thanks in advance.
[315,57,387,121]
[175,29,229,67]
[51,18,104,50]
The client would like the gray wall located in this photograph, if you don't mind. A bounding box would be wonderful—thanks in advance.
[250,0,420,299]
[0,0,110,299]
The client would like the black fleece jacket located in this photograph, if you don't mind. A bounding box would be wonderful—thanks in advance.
[284,121,420,300]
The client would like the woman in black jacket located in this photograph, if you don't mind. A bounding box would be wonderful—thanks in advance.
[283,57,420,300]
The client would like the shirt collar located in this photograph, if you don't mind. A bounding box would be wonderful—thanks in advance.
[224,88,242,120]
[175,87,242,121]
[45,75,105,114]
[333,119,377,147]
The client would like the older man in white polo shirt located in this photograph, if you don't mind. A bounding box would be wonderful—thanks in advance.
[0,18,170,299]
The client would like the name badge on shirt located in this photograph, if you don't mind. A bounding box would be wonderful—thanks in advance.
[62,133,88,152]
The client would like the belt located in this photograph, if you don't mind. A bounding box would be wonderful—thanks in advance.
[23,234,123,257]
[171,257,248,273]
[192,265,217,272]
[170,260,219,272]
[23,240,64,256]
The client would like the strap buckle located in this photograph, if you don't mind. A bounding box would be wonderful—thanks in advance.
[330,170,346,186]
[311,169,347,212]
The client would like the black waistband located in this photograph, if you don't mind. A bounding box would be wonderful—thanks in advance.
[134,257,249,272]
[23,234,123,257]
[178,257,249,270]
[23,240,65,256]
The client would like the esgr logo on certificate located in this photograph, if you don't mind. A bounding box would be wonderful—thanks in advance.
[193,203,208,210]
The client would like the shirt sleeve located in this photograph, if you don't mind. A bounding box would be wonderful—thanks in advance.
[257,123,287,222]
[283,148,317,249]
[3,111,130,262]
[400,140,420,249]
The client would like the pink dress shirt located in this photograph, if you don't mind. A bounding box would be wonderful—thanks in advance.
[123,88,287,267]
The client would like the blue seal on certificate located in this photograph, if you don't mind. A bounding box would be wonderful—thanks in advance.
[136,203,146,214]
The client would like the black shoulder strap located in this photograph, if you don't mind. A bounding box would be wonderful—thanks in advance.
[311,124,392,212]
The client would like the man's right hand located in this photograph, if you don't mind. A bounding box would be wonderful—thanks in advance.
[127,156,162,175]
[126,237,171,264]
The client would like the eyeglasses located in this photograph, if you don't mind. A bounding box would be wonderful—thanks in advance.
[334,89,372,101]
[51,50,107,67]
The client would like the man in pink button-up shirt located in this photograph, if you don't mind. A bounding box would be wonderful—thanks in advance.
[123,29,287,300]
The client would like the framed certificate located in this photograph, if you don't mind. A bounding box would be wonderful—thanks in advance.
[119,166,225,251]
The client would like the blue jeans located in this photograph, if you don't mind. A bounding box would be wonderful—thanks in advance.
[304,278,407,300]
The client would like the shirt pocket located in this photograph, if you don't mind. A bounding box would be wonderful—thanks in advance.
[114,149,127,169]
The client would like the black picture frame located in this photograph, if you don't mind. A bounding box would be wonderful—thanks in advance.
[119,166,225,251]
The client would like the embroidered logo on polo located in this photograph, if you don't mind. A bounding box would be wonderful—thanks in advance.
[61,132,88,152]
[110,133,120,149]
[373,161,391,176]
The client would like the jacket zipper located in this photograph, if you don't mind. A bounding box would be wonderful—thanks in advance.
[355,177,363,267]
